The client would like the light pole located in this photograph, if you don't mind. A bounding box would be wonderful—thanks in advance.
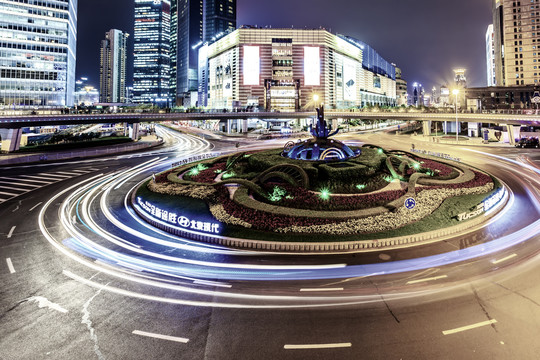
[452,89,459,142]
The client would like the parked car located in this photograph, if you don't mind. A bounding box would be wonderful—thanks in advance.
[515,137,540,148]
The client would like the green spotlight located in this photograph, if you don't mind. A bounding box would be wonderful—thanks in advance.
[319,189,331,200]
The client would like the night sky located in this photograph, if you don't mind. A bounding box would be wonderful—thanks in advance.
[77,0,492,91]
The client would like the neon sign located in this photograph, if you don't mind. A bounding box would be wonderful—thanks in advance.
[137,197,220,234]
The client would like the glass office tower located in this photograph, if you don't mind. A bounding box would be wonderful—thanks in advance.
[0,0,77,107]
[170,0,236,105]
[204,0,236,42]
[100,29,129,103]
[133,0,171,105]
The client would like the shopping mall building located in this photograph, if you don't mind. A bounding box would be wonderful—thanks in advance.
[198,27,397,112]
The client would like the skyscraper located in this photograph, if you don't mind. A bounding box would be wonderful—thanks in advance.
[486,24,496,86]
[100,29,129,103]
[170,0,236,105]
[0,0,77,107]
[204,0,237,42]
[492,0,540,86]
[133,0,171,105]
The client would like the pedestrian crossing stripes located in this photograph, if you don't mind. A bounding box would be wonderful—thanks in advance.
[0,168,98,204]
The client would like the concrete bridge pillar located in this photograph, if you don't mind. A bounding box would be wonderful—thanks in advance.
[506,124,518,145]
[241,119,248,133]
[227,119,233,134]
[129,123,140,141]
[422,121,432,136]
[0,128,23,152]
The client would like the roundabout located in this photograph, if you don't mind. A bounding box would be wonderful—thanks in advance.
[134,109,508,252]
[32,128,539,310]
[4,127,539,359]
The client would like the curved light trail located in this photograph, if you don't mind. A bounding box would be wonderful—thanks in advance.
[37,132,540,308]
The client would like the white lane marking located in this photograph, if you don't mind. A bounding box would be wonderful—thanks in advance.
[492,253,518,264]
[35,173,70,179]
[284,343,352,349]
[193,280,232,288]
[6,258,15,273]
[0,199,4,204]
[66,170,90,174]
[53,171,86,176]
[300,288,344,292]
[442,319,497,335]
[406,275,448,285]
[132,330,189,343]
[7,226,16,238]
[0,180,40,188]
[0,177,51,184]
[19,174,62,181]
[0,191,19,197]
[0,185,31,192]
[29,202,43,212]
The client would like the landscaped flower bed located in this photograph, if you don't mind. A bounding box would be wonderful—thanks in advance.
[256,184,406,211]
[142,145,501,239]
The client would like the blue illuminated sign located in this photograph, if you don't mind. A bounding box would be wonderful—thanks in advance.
[137,197,220,234]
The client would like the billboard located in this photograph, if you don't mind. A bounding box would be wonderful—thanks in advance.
[304,47,320,86]
[243,46,260,85]
[373,75,381,89]
[343,58,357,101]
[223,50,233,97]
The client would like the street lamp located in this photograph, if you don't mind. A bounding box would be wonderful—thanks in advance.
[452,89,459,142]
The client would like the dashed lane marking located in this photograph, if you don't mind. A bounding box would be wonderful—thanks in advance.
[284,343,352,349]
[6,258,15,273]
[442,319,497,335]
[7,226,16,238]
[406,275,448,285]
[299,288,344,292]
[29,202,43,212]
[492,254,517,264]
[132,330,189,343]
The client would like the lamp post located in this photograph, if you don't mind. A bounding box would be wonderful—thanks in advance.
[452,89,459,142]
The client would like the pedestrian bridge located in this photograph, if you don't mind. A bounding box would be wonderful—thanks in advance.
[1,110,538,152]
[0,110,539,128]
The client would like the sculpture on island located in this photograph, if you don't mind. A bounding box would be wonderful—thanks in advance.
[283,106,360,161]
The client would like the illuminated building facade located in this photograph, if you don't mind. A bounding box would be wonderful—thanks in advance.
[170,0,236,105]
[492,0,540,86]
[486,24,496,86]
[0,0,77,107]
[100,29,129,103]
[199,28,396,111]
[133,0,171,105]
[395,67,408,106]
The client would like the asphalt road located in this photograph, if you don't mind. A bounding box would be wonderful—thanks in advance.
[1,127,539,360]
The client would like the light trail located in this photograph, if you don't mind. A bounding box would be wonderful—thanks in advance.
[34,133,540,308]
